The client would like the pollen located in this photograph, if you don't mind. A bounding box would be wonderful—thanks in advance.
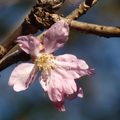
[66,95,70,98]
[35,53,57,72]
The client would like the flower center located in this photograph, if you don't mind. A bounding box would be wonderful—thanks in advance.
[35,53,57,72]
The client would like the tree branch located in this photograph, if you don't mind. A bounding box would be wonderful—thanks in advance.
[66,0,99,20]
[68,20,120,38]
[0,0,66,59]
[49,15,120,38]
[0,48,30,71]
[1,0,120,71]
[0,32,46,71]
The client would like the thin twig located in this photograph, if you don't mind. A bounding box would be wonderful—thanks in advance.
[68,20,120,38]
[52,15,120,38]
[0,48,30,71]
[66,0,99,20]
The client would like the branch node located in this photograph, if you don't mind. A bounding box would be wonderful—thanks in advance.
[0,45,6,59]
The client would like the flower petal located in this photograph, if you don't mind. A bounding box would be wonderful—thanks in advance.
[8,63,38,92]
[52,101,66,111]
[40,70,66,111]
[43,20,69,53]
[40,70,77,101]
[57,54,77,62]
[61,78,77,95]
[45,70,63,102]
[56,54,93,79]
[65,87,83,101]
[39,71,49,92]
[57,54,89,69]
[40,69,79,110]
[17,36,43,56]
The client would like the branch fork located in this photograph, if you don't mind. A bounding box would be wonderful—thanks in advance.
[1,0,120,71]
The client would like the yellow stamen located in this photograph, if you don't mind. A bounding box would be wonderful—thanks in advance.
[34,53,58,73]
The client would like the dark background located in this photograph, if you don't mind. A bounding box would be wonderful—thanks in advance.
[0,0,120,120]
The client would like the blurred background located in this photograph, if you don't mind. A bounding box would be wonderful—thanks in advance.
[0,0,120,120]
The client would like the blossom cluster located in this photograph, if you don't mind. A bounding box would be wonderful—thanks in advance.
[8,20,94,111]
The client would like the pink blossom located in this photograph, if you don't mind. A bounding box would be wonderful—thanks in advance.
[8,20,94,111]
